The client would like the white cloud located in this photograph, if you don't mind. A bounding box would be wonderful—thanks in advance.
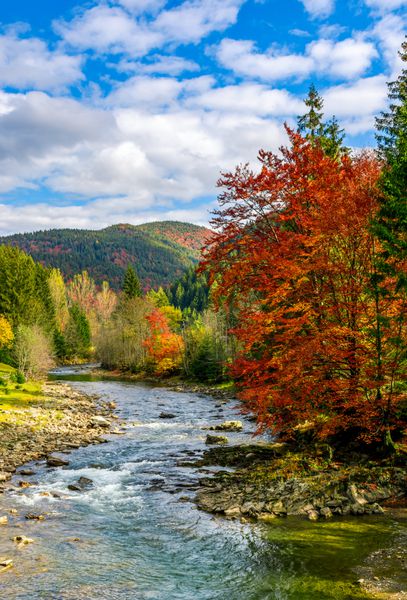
[324,75,388,118]
[188,83,303,116]
[372,14,406,75]
[153,0,245,44]
[0,84,287,234]
[364,0,407,12]
[216,39,314,80]
[299,0,335,18]
[308,37,377,78]
[54,5,162,55]
[106,75,183,108]
[216,36,377,81]
[0,31,83,91]
[55,0,246,57]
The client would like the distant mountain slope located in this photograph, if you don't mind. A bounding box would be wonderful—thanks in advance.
[0,221,212,289]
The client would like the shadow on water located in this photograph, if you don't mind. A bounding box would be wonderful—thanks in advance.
[0,365,403,599]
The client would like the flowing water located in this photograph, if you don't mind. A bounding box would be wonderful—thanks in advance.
[0,367,405,600]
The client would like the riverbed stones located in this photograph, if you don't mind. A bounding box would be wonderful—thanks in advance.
[47,456,69,467]
[207,421,243,432]
[68,476,93,492]
[193,445,407,521]
[205,434,228,445]
[90,416,110,427]
[25,514,45,521]
[0,559,12,567]
[12,535,33,545]
[0,516,8,525]
[159,412,176,419]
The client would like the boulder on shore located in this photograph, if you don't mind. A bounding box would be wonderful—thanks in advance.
[90,416,110,428]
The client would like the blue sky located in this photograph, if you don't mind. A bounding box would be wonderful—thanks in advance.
[0,0,405,234]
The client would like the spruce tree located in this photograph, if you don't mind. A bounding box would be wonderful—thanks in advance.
[297,84,325,139]
[297,85,347,159]
[374,38,407,285]
[123,265,142,298]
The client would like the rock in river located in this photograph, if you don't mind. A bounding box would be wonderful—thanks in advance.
[68,476,94,492]
[47,456,69,467]
[159,412,176,419]
[208,420,243,432]
[205,434,228,445]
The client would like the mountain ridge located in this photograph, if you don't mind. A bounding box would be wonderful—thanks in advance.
[0,221,212,290]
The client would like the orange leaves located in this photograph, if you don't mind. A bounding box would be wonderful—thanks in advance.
[202,129,405,445]
[144,308,184,375]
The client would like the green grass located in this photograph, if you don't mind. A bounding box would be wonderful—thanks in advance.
[0,362,16,374]
[0,363,46,424]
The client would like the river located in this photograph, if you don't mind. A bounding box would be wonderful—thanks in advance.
[0,367,405,599]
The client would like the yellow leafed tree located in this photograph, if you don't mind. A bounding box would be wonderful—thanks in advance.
[0,315,13,348]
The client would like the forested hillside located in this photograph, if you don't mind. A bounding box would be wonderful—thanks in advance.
[0,221,211,290]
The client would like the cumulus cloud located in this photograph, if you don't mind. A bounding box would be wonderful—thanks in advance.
[308,37,378,78]
[0,84,287,233]
[0,30,83,91]
[54,5,162,56]
[55,0,246,57]
[216,35,377,81]
[299,0,335,18]
[188,83,303,116]
[364,0,407,12]
[216,39,314,80]
[323,75,387,122]
[372,13,406,75]
[153,0,245,44]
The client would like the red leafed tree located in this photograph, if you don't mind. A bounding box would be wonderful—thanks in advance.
[202,128,406,446]
[144,308,184,375]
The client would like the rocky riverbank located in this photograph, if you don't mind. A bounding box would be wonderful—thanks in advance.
[193,444,407,522]
[0,381,118,492]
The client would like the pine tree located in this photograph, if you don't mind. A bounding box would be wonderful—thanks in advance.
[66,305,91,358]
[123,265,142,298]
[297,85,347,159]
[375,38,407,283]
[297,84,324,139]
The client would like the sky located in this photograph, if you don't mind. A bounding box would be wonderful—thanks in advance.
[0,0,405,234]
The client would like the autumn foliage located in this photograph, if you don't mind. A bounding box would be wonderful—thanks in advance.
[0,315,13,348]
[203,129,406,446]
[144,308,184,375]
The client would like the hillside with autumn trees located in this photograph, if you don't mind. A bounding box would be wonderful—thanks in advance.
[0,221,212,290]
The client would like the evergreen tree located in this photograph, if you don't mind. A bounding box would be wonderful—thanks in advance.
[66,304,91,358]
[297,84,325,139]
[123,265,142,298]
[146,286,170,307]
[375,38,407,284]
[297,85,347,158]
